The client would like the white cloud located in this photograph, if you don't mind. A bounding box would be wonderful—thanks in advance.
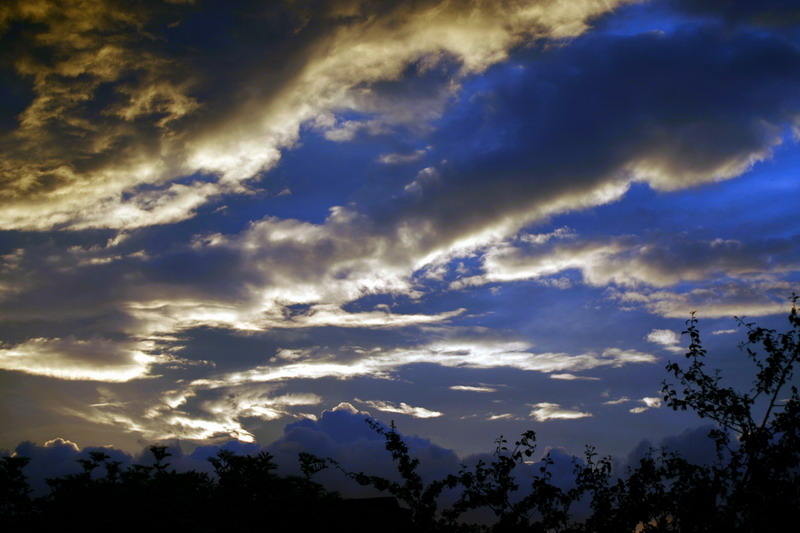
[453,234,800,292]
[191,339,657,389]
[0,337,157,382]
[519,226,576,245]
[1,0,629,231]
[404,166,440,195]
[377,149,427,165]
[68,383,325,444]
[628,396,663,414]
[450,385,497,392]
[488,413,516,421]
[646,328,685,353]
[603,396,632,405]
[356,399,443,419]
[642,397,662,408]
[529,402,592,422]
[550,373,600,381]
[604,395,662,414]
[126,299,465,335]
[609,280,792,318]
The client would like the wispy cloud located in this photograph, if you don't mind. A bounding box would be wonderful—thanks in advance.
[356,399,442,419]
[0,0,626,232]
[190,340,657,389]
[0,337,157,382]
[450,385,498,393]
[604,395,662,414]
[550,373,600,381]
[529,403,592,422]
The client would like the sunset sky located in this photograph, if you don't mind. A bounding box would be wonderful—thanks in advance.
[1,0,799,473]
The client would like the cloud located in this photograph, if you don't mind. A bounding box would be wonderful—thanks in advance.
[603,396,632,406]
[603,395,662,414]
[38,331,652,444]
[3,10,797,430]
[9,438,116,495]
[0,337,156,381]
[0,0,628,231]
[550,373,600,381]
[267,403,462,495]
[453,234,800,291]
[608,280,793,318]
[2,1,798,464]
[377,149,428,165]
[356,399,443,419]
[191,338,656,389]
[529,402,592,422]
[57,380,326,444]
[629,396,662,414]
[666,0,800,28]
[627,424,720,468]
[127,299,465,335]
[6,436,265,497]
[449,385,497,393]
[377,25,800,287]
[487,413,517,421]
[646,329,684,353]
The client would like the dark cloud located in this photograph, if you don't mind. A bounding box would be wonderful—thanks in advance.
[0,0,618,231]
[667,0,800,28]
[9,438,132,495]
[465,232,800,290]
[626,424,720,467]
[371,24,800,255]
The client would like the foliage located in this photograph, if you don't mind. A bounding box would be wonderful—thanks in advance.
[330,419,458,531]
[446,431,573,531]
[661,294,800,531]
[0,455,31,519]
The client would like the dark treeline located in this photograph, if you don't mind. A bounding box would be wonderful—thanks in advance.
[2,299,799,532]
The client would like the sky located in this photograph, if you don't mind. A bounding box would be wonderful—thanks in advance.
[1,0,800,477]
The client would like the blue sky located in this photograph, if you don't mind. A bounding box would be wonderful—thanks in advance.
[1,0,799,469]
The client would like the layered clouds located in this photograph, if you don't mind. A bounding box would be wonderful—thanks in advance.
[0,0,631,231]
[1,0,799,458]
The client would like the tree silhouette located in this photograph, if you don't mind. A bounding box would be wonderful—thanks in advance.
[661,294,800,531]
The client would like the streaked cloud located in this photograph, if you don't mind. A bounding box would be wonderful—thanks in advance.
[191,339,657,388]
[488,413,517,421]
[604,395,663,414]
[608,280,793,318]
[530,403,592,422]
[0,0,628,232]
[0,337,156,382]
[453,234,800,291]
[66,384,323,444]
[377,150,428,165]
[356,399,442,419]
[550,373,600,381]
[127,299,465,335]
[603,396,632,406]
[450,385,497,393]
